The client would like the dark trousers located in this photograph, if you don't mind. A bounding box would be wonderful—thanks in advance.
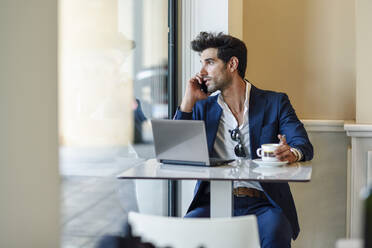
[185,196,293,248]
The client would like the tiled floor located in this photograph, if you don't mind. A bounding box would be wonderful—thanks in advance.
[60,144,155,248]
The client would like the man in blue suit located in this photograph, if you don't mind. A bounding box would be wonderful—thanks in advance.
[174,32,313,248]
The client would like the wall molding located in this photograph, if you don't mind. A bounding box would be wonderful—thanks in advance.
[344,123,372,137]
[302,119,351,132]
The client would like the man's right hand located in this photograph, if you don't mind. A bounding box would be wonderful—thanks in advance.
[180,74,210,112]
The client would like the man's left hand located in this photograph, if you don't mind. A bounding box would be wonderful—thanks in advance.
[274,134,297,163]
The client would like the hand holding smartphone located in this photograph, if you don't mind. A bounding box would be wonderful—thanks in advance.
[180,74,209,112]
[200,78,208,94]
[199,76,209,94]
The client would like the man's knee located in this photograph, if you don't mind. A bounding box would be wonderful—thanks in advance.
[258,209,293,248]
[260,228,292,248]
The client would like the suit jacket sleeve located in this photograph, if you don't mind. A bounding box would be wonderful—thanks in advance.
[173,107,193,120]
[174,103,204,120]
[278,93,313,161]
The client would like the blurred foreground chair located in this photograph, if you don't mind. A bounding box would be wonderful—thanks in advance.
[335,239,362,248]
[128,211,261,248]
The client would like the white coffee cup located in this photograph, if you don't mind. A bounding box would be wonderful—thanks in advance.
[256,144,279,162]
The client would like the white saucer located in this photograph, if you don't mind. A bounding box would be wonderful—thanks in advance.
[252,159,288,167]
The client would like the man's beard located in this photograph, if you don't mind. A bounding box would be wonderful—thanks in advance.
[208,72,231,93]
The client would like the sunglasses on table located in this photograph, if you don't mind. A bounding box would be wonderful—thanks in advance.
[228,128,246,157]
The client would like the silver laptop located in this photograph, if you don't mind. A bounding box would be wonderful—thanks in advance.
[151,119,234,166]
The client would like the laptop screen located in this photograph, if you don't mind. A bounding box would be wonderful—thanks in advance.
[151,119,210,165]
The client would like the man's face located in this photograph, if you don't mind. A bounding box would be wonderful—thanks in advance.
[199,48,232,93]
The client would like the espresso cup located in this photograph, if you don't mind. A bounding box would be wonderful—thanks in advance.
[256,144,279,162]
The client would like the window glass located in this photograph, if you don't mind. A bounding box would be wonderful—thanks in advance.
[59,0,168,246]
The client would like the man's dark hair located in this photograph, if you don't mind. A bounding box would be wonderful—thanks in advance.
[191,32,247,78]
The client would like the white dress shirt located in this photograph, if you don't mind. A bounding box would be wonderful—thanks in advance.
[214,81,263,191]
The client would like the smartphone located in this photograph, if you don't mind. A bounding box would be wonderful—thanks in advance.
[200,78,208,94]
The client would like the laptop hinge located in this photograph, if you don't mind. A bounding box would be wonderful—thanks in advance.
[160,159,207,166]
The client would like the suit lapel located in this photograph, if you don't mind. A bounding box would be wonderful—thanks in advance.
[203,88,265,157]
[205,96,222,155]
[249,85,266,158]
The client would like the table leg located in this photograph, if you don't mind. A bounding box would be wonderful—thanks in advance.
[210,181,233,217]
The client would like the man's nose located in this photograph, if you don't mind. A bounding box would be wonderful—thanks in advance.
[199,67,207,76]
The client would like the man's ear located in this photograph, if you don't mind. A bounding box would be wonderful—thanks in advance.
[228,56,239,72]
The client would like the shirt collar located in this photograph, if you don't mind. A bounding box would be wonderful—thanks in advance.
[217,79,251,109]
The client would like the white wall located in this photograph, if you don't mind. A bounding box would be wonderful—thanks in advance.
[0,1,60,247]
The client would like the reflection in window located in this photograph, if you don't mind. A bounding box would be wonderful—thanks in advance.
[59,0,168,246]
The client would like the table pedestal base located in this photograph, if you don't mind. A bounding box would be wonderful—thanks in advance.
[210,181,233,217]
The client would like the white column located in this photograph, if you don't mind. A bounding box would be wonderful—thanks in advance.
[0,1,59,247]
[179,0,229,217]
[181,0,229,94]
[344,124,372,238]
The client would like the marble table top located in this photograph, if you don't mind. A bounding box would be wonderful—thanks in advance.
[117,159,312,182]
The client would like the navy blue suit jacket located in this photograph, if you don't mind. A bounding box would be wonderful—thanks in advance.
[174,84,313,239]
